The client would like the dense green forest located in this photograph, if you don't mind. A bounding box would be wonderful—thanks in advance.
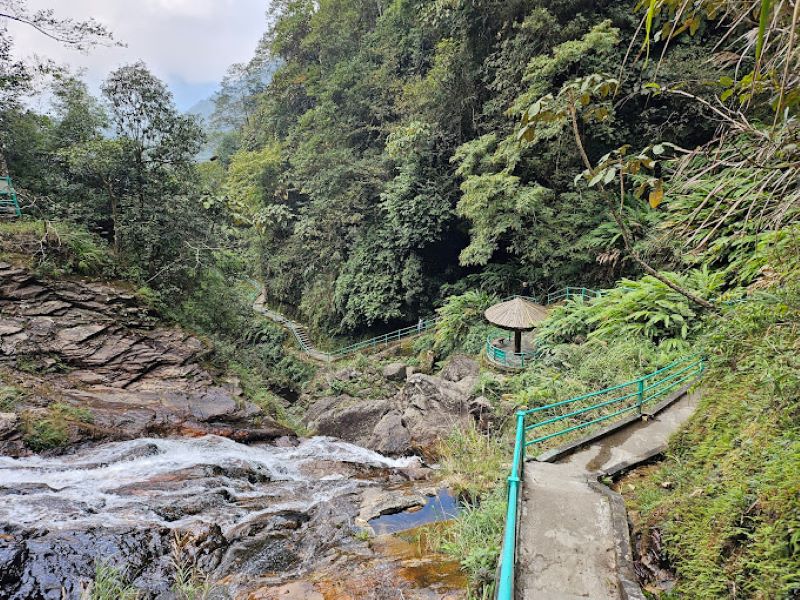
[2,0,729,335]
[1,0,799,597]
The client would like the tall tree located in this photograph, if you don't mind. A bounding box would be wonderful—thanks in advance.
[0,1,116,174]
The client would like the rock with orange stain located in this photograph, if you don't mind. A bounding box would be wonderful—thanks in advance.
[246,581,324,600]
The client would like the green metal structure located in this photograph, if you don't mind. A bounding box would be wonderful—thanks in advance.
[0,176,21,217]
[495,354,705,599]
[545,286,605,304]
[484,332,542,369]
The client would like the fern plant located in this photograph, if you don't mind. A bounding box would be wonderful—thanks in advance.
[539,269,721,347]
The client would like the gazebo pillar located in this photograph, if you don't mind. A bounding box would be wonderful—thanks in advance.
[514,330,522,355]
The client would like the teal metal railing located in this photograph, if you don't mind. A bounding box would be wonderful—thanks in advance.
[329,318,439,358]
[545,286,604,304]
[494,354,705,600]
[0,176,21,217]
[485,333,542,369]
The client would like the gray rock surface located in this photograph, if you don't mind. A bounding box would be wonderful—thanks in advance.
[304,359,485,456]
[0,262,292,453]
[382,362,407,381]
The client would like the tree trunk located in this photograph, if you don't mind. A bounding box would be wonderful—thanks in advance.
[105,180,120,256]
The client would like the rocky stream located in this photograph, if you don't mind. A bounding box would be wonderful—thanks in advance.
[0,263,481,599]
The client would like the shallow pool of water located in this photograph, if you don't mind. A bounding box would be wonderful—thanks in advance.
[368,489,459,534]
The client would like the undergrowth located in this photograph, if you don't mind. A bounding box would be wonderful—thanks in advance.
[0,385,24,412]
[22,402,94,451]
[431,425,509,597]
[625,285,800,598]
[0,220,113,277]
[81,562,139,600]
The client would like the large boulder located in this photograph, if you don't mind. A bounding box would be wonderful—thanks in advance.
[304,371,478,456]
[382,362,407,382]
[398,374,472,454]
[305,397,394,443]
[439,354,479,383]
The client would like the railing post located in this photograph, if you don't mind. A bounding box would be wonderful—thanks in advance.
[497,411,525,599]
[637,378,645,413]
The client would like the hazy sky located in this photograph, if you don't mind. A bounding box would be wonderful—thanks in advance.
[8,0,269,110]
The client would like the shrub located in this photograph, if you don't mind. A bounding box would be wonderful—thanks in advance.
[537,269,721,347]
[0,385,24,412]
[437,425,508,500]
[38,221,113,277]
[23,402,93,451]
[433,290,498,357]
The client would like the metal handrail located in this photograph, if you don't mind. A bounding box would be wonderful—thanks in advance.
[494,354,705,600]
[329,317,439,357]
[484,333,542,369]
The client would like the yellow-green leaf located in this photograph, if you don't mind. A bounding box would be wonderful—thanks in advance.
[649,181,665,208]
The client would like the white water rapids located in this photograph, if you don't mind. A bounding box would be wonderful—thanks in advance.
[0,435,419,530]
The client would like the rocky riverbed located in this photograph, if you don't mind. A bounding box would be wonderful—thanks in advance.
[0,264,482,598]
[0,434,465,599]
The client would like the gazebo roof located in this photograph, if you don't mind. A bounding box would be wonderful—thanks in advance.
[485,296,548,331]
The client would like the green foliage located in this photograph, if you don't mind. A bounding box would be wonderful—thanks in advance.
[83,562,139,600]
[455,172,554,266]
[36,221,113,277]
[223,144,293,235]
[432,424,509,597]
[627,282,800,598]
[435,485,506,596]
[433,290,497,357]
[171,532,214,600]
[484,335,682,412]
[173,267,315,415]
[538,270,721,347]
[23,402,94,452]
[204,0,723,331]
[0,385,23,412]
[437,425,508,500]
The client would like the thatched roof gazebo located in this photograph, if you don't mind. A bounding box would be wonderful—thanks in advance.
[485,296,548,355]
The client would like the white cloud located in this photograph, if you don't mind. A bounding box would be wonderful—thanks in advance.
[7,0,268,107]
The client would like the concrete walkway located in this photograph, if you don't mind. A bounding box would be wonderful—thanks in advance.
[516,391,701,599]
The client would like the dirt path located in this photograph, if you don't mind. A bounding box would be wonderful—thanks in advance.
[515,391,701,599]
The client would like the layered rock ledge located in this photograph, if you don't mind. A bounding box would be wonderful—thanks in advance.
[0,262,291,454]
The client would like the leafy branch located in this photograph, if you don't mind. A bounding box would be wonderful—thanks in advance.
[518,73,716,310]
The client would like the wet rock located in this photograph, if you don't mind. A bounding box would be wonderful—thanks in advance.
[248,581,325,600]
[382,363,407,382]
[305,397,393,443]
[359,488,427,522]
[0,526,175,600]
